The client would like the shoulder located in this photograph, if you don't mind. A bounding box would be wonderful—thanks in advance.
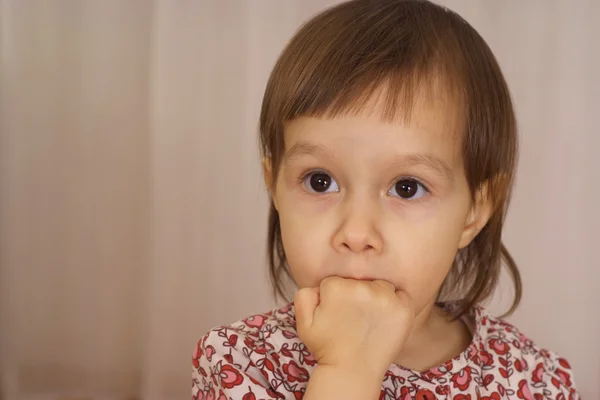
[193,303,315,399]
[474,307,580,398]
[195,302,299,360]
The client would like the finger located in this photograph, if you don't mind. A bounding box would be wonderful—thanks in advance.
[294,287,320,334]
[393,288,411,303]
[318,275,341,303]
[371,279,396,292]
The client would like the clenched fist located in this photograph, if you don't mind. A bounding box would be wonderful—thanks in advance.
[294,276,415,377]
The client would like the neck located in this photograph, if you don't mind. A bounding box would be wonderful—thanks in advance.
[404,300,439,349]
[393,300,472,372]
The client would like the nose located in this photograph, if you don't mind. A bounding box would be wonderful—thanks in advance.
[331,198,383,254]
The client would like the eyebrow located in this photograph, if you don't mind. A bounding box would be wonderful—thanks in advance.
[283,141,455,182]
[392,153,455,182]
[283,142,336,163]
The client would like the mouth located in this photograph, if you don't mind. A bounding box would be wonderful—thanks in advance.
[338,274,378,281]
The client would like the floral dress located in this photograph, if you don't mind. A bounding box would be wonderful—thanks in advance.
[193,302,580,399]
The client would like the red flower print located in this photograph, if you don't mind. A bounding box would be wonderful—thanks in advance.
[514,359,523,372]
[242,388,256,400]
[551,377,561,388]
[193,342,203,368]
[204,387,215,400]
[282,330,296,339]
[399,387,411,400]
[428,361,452,377]
[497,383,505,396]
[467,344,477,359]
[436,385,450,396]
[263,357,275,371]
[475,350,494,367]
[266,388,286,399]
[226,334,238,347]
[199,366,207,377]
[489,338,509,355]
[480,393,501,400]
[558,358,571,369]
[453,395,471,400]
[279,305,290,313]
[243,315,266,328]
[219,364,244,389]
[193,303,582,400]
[451,367,473,391]
[531,362,544,383]
[247,373,262,386]
[260,368,268,382]
[204,345,215,362]
[280,345,293,358]
[415,388,435,400]
[482,374,494,387]
[282,360,309,383]
[271,352,281,365]
[304,353,317,366]
[500,368,510,379]
[517,379,533,400]
[253,345,269,355]
[555,368,572,386]
[293,390,304,400]
[216,389,227,400]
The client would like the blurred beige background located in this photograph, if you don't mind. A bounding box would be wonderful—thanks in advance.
[0,0,598,399]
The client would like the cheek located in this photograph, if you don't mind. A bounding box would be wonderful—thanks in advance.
[277,202,331,288]
[390,225,455,286]
[387,199,470,298]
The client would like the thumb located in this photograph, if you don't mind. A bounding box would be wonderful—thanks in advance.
[294,287,320,334]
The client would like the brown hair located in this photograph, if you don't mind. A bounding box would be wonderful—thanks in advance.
[259,0,521,317]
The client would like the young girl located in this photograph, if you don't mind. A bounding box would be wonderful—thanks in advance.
[193,1,580,399]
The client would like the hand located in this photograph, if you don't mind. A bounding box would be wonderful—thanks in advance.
[294,276,414,376]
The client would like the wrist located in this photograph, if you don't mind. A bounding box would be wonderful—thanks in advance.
[303,363,386,400]
[317,361,388,382]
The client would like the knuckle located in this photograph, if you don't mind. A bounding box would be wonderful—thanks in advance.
[320,276,336,291]
[352,281,372,300]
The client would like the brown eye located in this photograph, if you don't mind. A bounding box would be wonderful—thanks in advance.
[304,172,339,193]
[390,178,428,200]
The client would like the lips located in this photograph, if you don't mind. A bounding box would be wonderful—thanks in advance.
[338,274,378,281]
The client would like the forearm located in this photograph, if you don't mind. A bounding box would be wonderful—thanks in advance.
[302,365,384,400]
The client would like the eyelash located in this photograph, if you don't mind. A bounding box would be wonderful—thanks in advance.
[297,168,431,199]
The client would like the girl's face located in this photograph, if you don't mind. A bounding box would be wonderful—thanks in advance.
[266,103,492,317]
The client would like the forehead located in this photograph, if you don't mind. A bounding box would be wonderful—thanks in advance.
[284,89,464,166]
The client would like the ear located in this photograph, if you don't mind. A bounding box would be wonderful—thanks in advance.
[262,157,278,210]
[458,180,494,249]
